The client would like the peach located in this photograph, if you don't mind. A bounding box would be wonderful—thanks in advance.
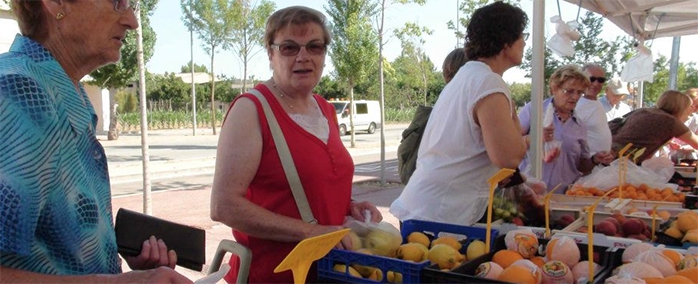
[595,221,617,236]
[602,217,621,232]
[622,218,646,237]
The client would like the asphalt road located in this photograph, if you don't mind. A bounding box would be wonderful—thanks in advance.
[103,124,407,197]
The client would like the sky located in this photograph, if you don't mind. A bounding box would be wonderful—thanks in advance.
[146,0,698,84]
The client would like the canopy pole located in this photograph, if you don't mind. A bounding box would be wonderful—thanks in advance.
[668,36,681,90]
[530,0,546,179]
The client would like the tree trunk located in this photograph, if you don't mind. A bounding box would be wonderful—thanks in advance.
[107,88,119,140]
[349,82,355,148]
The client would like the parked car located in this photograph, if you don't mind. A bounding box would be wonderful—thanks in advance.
[329,100,381,136]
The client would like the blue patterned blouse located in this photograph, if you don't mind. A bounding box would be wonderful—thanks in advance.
[0,35,121,275]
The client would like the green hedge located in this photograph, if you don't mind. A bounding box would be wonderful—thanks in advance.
[118,108,416,132]
[118,111,225,132]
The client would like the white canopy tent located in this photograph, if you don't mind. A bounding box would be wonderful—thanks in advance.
[527,0,698,179]
[562,0,698,40]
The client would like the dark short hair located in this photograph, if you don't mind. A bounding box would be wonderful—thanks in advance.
[264,6,331,52]
[10,0,48,40]
[442,48,468,83]
[465,1,528,60]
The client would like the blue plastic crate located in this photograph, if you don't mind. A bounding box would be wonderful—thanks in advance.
[401,219,500,254]
[318,249,429,283]
[317,219,500,283]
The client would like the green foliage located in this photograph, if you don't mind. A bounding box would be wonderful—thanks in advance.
[182,0,238,132]
[446,0,520,45]
[118,110,224,132]
[116,91,138,113]
[394,22,435,106]
[326,0,379,89]
[146,73,190,103]
[180,62,210,73]
[643,55,698,105]
[225,0,275,92]
[315,76,345,100]
[90,0,159,88]
[509,82,532,108]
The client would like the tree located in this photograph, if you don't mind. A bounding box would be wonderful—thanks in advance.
[181,0,236,135]
[225,0,275,93]
[180,62,209,73]
[90,0,159,140]
[509,82,532,108]
[326,0,379,147]
[446,0,520,47]
[394,22,434,106]
[315,75,345,100]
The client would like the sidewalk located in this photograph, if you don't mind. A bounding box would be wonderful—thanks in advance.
[104,125,407,281]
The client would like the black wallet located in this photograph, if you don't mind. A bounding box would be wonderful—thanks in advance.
[114,208,206,271]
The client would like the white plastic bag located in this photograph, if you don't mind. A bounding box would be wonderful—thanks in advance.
[574,159,677,191]
[543,105,561,163]
[546,16,581,57]
[621,44,654,83]
[641,157,674,182]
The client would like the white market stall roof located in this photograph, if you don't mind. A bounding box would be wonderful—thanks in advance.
[563,0,698,40]
[175,72,214,84]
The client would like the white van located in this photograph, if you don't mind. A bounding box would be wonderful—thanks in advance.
[329,100,381,136]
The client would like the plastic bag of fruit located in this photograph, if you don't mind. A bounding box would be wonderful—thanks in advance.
[487,170,547,227]
[342,217,402,256]
[574,158,676,192]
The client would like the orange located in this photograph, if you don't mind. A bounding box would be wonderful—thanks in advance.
[662,249,684,267]
[676,267,698,282]
[661,275,695,284]
[657,210,672,221]
[530,256,546,268]
[678,193,686,202]
[498,265,541,284]
[643,278,663,284]
[492,250,524,269]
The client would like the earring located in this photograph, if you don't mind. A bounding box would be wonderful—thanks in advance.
[56,12,64,20]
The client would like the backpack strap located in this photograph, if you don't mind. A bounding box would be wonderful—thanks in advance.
[247,88,317,224]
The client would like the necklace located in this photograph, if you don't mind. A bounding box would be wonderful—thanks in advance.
[273,83,294,109]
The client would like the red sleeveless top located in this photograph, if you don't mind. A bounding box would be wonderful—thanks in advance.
[223,84,354,283]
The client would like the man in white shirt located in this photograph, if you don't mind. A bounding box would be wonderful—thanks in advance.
[574,63,613,156]
[600,77,633,121]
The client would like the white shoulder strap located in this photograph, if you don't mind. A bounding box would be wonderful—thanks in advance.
[247,88,317,224]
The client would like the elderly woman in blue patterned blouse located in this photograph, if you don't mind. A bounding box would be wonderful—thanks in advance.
[0,1,191,283]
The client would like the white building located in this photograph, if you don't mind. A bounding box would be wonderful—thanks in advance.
[0,4,110,133]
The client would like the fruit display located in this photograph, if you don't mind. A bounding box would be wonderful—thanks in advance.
[607,242,698,283]
[655,211,698,248]
[443,231,610,284]
[492,195,525,224]
[318,219,497,283]
[566,184,686,203]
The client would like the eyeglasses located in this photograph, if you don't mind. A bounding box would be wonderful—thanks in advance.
[113,0,139,13]
[561,88,585,96]
[589,76,606,83]
[522,32,530,41]
[271,41,327,56]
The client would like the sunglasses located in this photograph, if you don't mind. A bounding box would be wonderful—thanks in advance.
[522,32,530,41]
[589,76,606,83]
[271,41,327,56]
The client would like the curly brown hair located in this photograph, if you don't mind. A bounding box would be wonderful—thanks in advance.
[465,1,528,60]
